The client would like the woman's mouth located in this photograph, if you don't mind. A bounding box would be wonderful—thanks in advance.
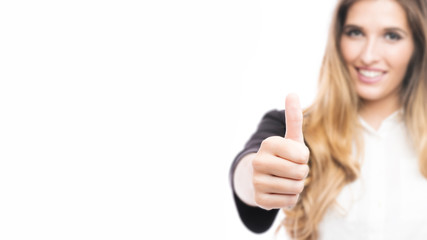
[356,67,386,84]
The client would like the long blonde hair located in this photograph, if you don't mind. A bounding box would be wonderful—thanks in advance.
[281,0,427,239]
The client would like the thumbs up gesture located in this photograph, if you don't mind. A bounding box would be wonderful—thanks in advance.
[252,94,310,210]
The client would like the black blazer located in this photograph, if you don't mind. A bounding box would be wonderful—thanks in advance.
[229,109,286,233]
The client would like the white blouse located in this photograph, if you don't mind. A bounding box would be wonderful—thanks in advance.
[318,111,427,240]
[277,111,427,239]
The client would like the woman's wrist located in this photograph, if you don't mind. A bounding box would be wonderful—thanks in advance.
[233,153,258,207]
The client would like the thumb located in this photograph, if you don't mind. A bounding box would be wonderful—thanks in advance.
[284,93,304,143]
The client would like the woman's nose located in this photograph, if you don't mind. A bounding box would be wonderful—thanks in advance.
[360,38,381,65]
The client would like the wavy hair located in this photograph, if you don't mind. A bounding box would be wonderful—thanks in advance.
[280,0,427,239]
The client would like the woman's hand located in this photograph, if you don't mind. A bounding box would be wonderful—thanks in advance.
[252,94,310,210]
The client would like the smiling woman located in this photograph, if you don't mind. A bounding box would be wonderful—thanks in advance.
[230,0,427,239]
[340,0,415,129]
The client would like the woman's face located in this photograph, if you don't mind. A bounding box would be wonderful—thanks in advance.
[340,0,414,106]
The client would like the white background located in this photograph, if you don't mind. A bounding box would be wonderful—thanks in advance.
[0,0,336,239]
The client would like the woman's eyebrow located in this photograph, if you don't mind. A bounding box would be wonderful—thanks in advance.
[384,27,410,37]
[343,24,410,37]
[342,24,362,30]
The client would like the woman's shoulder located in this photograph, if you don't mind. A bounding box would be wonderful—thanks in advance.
[260,109,285,123]
[254,109,286,135]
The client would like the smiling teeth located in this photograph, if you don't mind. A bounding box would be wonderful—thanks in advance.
[359,69,383,78]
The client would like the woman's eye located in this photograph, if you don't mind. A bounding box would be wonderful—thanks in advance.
[385,32,402,41]
[345,29,363,37]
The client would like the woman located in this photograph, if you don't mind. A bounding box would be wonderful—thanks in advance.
[230,0,427,239]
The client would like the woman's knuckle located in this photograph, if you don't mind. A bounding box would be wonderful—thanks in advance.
[303,164,310,178]
[292,195,299,205]
[289,181,304,193]
[296,181,305,193]
[252,176,263,189]
[302,146,310,162]
[255,193,267,206]
[295,164,309,179]
[261,136,279,151]
[251,157,262,169]
[294,166,305,179]
[287,195,299,206]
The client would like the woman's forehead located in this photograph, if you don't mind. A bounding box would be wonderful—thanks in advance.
[345,0,410,31]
